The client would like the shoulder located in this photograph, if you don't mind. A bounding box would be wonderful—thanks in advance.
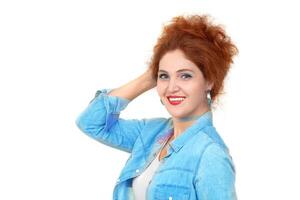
[192,126,235,176]
[196,141,236,183]
[202,142,232,165]
[201,125,234,169]
[190,125,229,153]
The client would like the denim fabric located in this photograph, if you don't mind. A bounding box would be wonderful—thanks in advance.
[75,89,237,200]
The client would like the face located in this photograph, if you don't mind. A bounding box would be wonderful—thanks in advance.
[156,49,212,120]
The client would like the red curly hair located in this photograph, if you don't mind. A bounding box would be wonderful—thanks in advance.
[149,15,238,103]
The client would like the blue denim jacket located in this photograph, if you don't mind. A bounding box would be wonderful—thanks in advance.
[75,89,237,200]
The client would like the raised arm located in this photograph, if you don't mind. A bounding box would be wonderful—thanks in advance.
[75,69,157,153]
[108,68,157,101]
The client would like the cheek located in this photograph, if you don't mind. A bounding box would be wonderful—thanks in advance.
[156,82,166,95]
[188,84,207,98]
[156,85,164,97]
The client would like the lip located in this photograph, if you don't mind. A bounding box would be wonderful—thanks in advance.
[167,96,186,105]
[167,95,186,98]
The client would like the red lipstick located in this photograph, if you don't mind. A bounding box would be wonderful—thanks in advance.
[167,96,186,105]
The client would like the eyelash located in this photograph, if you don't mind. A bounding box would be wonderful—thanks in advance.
[158,73,192,80]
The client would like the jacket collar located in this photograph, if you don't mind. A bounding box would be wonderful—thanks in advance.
[167,111,214,153]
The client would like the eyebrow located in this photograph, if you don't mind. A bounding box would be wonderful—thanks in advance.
[158,68,195,73]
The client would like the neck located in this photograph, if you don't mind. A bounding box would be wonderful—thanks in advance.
[171,108,211,138]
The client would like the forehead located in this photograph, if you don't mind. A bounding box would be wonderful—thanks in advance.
[158,49,198,72]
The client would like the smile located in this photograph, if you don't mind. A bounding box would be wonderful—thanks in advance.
[167,96,186,105]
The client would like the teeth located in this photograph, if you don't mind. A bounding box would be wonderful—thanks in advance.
[169,97,185,101]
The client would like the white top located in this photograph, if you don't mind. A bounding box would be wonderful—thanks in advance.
[132,152,162,200]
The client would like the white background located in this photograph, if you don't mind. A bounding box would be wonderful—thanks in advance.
[1,0,300,199]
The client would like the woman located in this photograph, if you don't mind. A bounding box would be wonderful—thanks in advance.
[76,14,238,200]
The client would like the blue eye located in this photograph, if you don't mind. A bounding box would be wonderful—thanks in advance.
[158,73,192,80]
[158,73,168,80]
[181,73,192,79]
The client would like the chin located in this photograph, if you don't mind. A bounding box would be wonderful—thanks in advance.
[168,111,188,119]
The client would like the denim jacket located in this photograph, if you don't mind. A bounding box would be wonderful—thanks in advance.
[75,89,237,200]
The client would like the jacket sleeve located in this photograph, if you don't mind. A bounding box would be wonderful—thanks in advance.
[194,143,237,200]
[75,88,149,153]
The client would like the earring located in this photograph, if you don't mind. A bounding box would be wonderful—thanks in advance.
[160,99,164,105]
[207,90,212,107]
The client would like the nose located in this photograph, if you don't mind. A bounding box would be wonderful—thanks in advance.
[167,78,180,93]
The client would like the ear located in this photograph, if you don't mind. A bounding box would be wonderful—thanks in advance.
[206,81,214,91]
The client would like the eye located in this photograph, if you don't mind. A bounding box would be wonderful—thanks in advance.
[158,73,169,80]
[181,73,192,80]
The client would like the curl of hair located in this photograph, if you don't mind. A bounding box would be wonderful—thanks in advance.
[149,15,238,103]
